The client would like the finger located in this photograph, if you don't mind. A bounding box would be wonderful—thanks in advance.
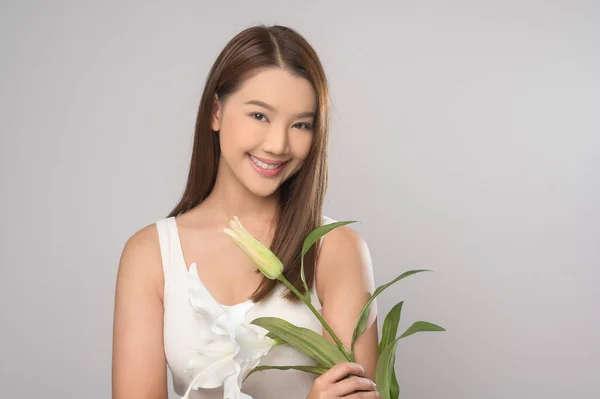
[320,362,365,384]
[333,376,377,397]
[346,391,381,398]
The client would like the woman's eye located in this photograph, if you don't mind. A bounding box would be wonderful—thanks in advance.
[250,113,267,122]
[294,122,313,130]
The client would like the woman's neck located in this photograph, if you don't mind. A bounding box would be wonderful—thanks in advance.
[202,164,279,226]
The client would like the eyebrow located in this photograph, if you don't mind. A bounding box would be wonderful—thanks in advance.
[244,100,315,118]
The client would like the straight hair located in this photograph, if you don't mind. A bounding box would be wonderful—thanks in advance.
[168,25,330,303]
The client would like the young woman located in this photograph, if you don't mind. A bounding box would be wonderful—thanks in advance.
[112,25,379,399]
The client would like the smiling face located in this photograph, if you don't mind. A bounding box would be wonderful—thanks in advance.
[211,67,317,198]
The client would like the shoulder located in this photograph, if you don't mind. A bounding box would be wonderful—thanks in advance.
[116,220,164,299]
[120,221,162,264]
[315,219,375,305]
[319,221,369,264]
[112,221,169,397]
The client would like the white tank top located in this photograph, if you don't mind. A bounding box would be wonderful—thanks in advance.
[156,216,333,399]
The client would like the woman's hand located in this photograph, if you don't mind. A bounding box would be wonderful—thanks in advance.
[307,362,379,398]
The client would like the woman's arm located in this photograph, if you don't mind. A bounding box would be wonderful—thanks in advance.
[112,225,168,399]
[316,225,379,381]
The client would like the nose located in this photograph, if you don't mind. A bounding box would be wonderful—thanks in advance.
[262,124,290,155]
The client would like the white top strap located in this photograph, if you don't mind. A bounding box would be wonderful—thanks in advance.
[155,218,172,302]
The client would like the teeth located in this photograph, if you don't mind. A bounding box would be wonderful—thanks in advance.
[250,155,283,170]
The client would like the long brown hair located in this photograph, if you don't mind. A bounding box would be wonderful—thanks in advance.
[167,25,330,302]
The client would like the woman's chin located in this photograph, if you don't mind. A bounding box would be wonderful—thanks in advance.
[248,186,280,199]
[244,179,283,199]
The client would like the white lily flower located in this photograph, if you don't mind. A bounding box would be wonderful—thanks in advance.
[182,263,275,399]
[223,216,283,280]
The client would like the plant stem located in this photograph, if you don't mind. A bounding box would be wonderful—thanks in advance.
[279,276,353,361]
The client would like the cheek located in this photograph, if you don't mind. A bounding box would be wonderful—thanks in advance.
[291,133,314,161]
[221,114,259,152]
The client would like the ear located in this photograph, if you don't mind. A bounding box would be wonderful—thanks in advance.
[211,93,222,132]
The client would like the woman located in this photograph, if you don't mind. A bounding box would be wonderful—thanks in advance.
[112,24,379,399]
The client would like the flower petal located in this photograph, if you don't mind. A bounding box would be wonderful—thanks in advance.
[182,354,237,398]
[184,252,274,399]
[189,336,235,359]
[223,371,253,399]
[216,301,255,337]
[235,325,274,361]
[188,263,230,336]
[224,218,283,280]
[235,325,275,383]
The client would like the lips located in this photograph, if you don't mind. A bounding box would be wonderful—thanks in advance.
[247,154,287,177]
[249,154,288,166]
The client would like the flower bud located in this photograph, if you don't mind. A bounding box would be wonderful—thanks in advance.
[223,216,283,280]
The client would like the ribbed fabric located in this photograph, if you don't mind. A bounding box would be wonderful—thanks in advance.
[156,216,333,399]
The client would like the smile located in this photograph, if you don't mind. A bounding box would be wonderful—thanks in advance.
[249,154,286,170]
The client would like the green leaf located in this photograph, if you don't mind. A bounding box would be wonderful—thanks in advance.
[244,365,328,382]
[375,321,445,399]
[378,301,404,355]
[301,220,358,256]
[300,220,357,299]
[389,367,399,399]
[375,337,401,399]
[351,269,430,356]
[264,331,286,347]
[399,321,446,339]
[386,321,444,398]
[299,256,310,300]
[376,301,403,397]
[376,321,444,398]
[251,317,347,368]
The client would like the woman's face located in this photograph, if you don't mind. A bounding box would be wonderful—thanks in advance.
[212,67,316,198]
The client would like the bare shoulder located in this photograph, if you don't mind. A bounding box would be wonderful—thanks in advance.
[316,224,376,305]
[121,221,161,257]
[315,223,379,379]
[117,221,164,298]
[112,220,168,398]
